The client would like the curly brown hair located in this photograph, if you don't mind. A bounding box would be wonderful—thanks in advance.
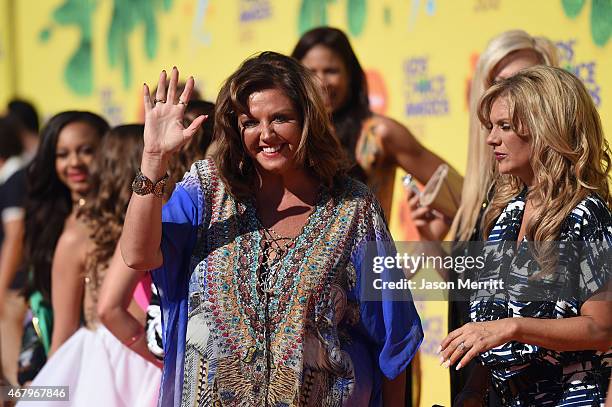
[213,51,347,199]
[78,124,144,280]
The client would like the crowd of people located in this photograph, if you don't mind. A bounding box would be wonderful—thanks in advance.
[0,26,609,407]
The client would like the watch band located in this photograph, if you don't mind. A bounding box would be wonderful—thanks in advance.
[132,170,169,198]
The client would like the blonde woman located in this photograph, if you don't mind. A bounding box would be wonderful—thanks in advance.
[439,66,611,406]
[407,30,559,405]
[410,30,558,242]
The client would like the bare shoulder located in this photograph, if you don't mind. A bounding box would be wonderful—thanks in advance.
[59,214,89,247]
[54,214,92,266]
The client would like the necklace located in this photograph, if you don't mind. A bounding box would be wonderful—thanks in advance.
[73,198,86,210]
[257,225,294,297]
[253,190,321,297]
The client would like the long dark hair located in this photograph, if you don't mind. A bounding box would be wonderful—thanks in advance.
[213,51,346,199]
[291,26,370,176]
[24,111,109,300]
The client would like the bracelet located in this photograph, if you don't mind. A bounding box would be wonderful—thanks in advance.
[131,170,169,198]
[123,330,145,348]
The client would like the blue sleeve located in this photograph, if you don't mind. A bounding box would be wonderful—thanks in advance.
[152,181,201,302]
[353,212,423,380]
[150,166,204,407]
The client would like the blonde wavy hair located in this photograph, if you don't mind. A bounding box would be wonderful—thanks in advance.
[479,66,611,243]
[450,30,559,241]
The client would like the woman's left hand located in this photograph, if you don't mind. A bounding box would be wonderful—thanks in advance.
[438,319,517,370]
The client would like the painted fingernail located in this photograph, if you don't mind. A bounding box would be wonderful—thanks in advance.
[439,356,444,364]
[444,360,451,369]
[456,363,462,370]
[173,66,177,70]
[436,345,442,354]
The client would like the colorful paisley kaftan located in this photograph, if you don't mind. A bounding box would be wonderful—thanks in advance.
[151,159,423,407]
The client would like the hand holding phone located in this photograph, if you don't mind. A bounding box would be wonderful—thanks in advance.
[402,174,421,197]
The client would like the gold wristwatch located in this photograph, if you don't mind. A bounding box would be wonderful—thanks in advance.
[131,170,169,198]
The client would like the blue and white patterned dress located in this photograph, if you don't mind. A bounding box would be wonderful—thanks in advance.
[151,159,423,407]
[471,189,611,406]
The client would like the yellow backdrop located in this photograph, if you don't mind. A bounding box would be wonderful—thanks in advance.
[1,1,610,406]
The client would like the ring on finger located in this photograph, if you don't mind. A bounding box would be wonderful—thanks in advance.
[178,99,187,106]
[459,341,466,351]
[154,98,167,104]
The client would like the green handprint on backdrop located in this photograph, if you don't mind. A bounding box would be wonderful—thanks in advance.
[298,0,367,36]
[561,0,585,17]
[561,0,610,47]
[39,0,173,96]
[347,0,366,36]
[107,0,173,89]
[39,0,96,96]
[299,0,334,34]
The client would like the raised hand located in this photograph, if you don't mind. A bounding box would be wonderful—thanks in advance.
[142,67,207,159]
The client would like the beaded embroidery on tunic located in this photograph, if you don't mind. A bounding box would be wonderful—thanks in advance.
[180,159,384,406]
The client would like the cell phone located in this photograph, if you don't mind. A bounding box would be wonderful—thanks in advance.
[402,174,421,197]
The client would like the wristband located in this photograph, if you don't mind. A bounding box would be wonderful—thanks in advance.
[131,170,169,198]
